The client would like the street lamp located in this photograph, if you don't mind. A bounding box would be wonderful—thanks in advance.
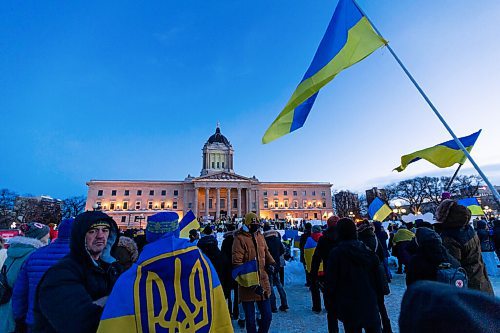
[348,211,355,219]
[392,202,406,217]
[484,206,492,220]
[92,203,99,211]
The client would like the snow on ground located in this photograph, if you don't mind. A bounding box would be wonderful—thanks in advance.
[231,258,500,333]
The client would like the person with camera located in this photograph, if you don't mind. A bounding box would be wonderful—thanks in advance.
[232,213,275,333]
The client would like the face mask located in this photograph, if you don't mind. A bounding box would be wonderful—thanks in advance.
[249,224,259,233]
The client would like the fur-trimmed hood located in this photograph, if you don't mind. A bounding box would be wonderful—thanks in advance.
[223,230,236,239]
[7,236,45,259]
[436,199,471,228]
[263,230,280,238]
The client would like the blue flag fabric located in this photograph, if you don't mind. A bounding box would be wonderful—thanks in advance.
[283,229,299,241]
[232,259,259,287]
[97,234,232,333]
[179,210,200,238]
[368,197,392,221]
[458,198,484,216]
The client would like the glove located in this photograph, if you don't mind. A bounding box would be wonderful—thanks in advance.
[266,264,275,275]
[252,285,265,296]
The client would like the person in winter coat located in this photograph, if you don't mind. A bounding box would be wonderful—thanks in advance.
[493,219,500,265]
[357,220,392,333]
[311,215,339,333]
[476,220,493,252]
[373,221,391,282]
[326,218,385,333]
[399,280,500,333]
[33,211,122,333]
[299,222,312,287]
[220,223,240,322]
[392,227,415,274]
[232,213,275,333]
[305,225,325,314]
[113,236,139,270]
[0,236,7,268]
[436,199,494,295]
[12,218,74,332]
[0,222,49,333]
[197,225,230,298]
[263,223,288,313]
[406,227,460,287]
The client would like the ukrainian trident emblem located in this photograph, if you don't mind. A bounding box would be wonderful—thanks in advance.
[134,248,214,332]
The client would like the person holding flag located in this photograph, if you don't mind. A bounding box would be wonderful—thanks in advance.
[97,211,233,333]
[232,213,275,333]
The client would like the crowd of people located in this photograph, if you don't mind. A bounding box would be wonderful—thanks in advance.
[0,197,499,333]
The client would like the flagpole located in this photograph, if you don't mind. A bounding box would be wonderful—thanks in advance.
[445,164,462,191]
[352,0,500,205]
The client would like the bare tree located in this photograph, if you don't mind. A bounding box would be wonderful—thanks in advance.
[358,194,368,217]
[61,196,86,218]
[453,175,483,199]
[394,177,433,214]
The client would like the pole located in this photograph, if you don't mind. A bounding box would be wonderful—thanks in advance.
[445,164,463,191]
[352,0,500,205]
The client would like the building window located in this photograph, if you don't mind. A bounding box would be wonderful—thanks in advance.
[188,203,192,209]
[220,199,225,209]
[321,191,326,197]
[137,190,142,196]
[233,199,237,209]
[123,201,128,210]
[305,213,309,219]
[312,200,316,207]
[312,191,316,196]
[97,190,103,197]
[173,201,178,209]
[124,190,129,196]
[264,200,268,208]
[284,190,288,196]
[217,162,220,168]
[293,201,298,208]
[293,191,297,196]
[209,199,213,209]
[135,201,141,210]
[148,201,153,209]
[161,190,166,196]
[160,201,165,209]
[173,190,179,197]
[314,213,318,219]
[149,190,154,196]
[222,162,225,168]
[302,191,306,196]
[252,202,256,209]
[111,190,117,196]
[274,200,279,208]
[263,191,268,196]
[322,200,326,208]
[303,200,307,208]
[274,190,278,196]
[284,199,289,208]
[212,162,215,168]
[121,216,126,223]
[110,202,115,210]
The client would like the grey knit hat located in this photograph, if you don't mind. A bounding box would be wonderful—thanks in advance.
[20,222,50,240]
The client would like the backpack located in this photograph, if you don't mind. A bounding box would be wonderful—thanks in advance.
[0,261,15,304]
[436,262,468,288]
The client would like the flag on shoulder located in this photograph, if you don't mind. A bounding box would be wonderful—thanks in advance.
[232,259,260,287]
[458,197,484,216]
[304,237,323,274]
[368,197,392,222]
[178,210,200,238]
[394,130,481,172]
[262,0,387,144]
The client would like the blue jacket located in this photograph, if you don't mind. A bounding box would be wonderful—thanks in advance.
[0,236,45,333]
[12,219,73,326]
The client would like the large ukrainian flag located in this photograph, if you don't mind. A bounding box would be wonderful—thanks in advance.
[368,197,392,222]
[232,259,260,287]
[262,0,386,144]
[304,237,323,273]
[394,130,481,172]
[97,235,232,333]
[178,210,200,239]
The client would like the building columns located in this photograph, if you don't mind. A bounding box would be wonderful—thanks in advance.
[216,188,220,220]
[194,188,198,217]
[246,188,251,215]
[227,188,231,219]
[256,189,260,217]
[237,188,242,218]
[205,187,210,217]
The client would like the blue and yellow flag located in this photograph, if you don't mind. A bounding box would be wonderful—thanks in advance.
[394,130,481,172]
[368,197,392,222]
[458,197,484,216]
[232,259,259,288]
[304,237,323,273]
[179,210,200,239]
[262,0,386,143]
[283,229,299,241]
[97,235,232,333]
[293,235,301,249]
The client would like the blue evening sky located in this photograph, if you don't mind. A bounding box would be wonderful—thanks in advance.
[1,0,499,198]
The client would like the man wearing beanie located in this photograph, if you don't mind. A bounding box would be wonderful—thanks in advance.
[299,222,313,287]
[326,218,385,333]
[436,199,494,294]
[96,212,232,333]
[34,211,122,333]
[0,222,49,333]
[232,213,275,333]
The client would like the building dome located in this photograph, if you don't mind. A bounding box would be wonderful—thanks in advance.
[207,126,230,146]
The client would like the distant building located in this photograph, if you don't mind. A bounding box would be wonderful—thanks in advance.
[86,126,334,228]
[365,187,388,206]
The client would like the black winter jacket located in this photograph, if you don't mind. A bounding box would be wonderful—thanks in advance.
[197,235,230,292]
[310,226,337,279]
[299,230,311,263]
[33,211,122,333]
[326,240,384,328]
[263,230,284,270]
